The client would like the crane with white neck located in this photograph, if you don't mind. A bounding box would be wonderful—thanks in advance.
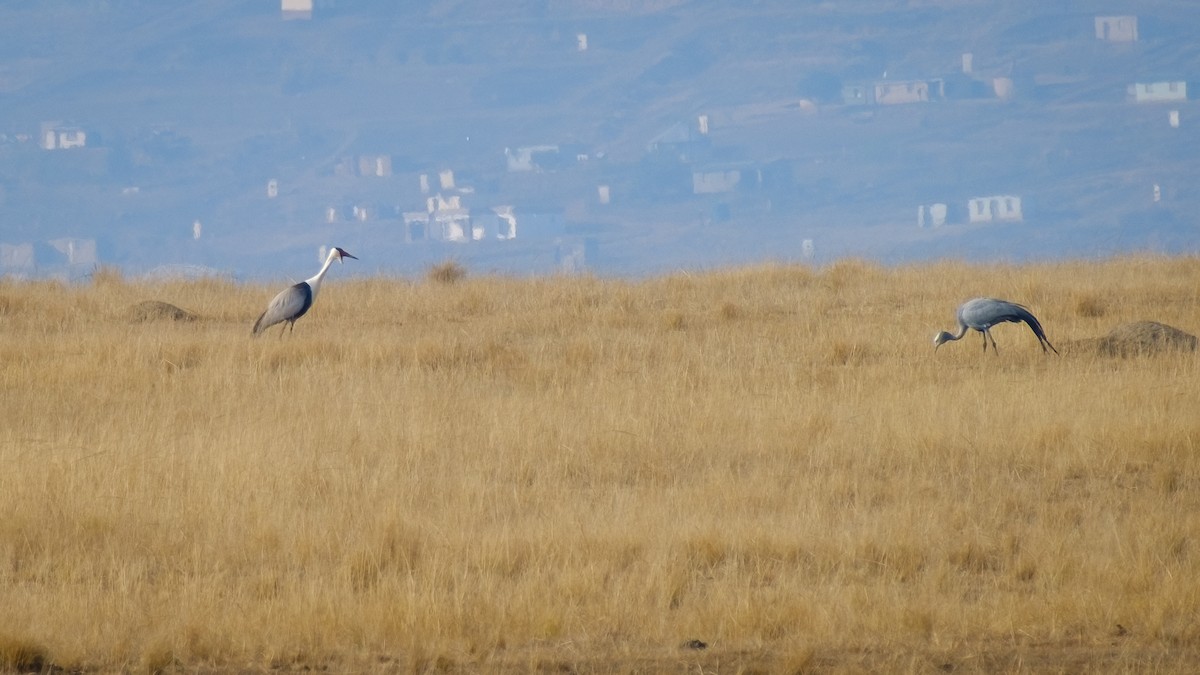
[252,247,358,337]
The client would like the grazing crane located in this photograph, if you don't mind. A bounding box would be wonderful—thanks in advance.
[252,247,357,337]
[933,297,1059,355]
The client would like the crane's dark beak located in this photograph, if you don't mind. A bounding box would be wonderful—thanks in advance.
[336,248,358,261]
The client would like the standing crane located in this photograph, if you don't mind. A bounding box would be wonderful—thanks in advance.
[252,247,358,337]
[933,297,1059,355]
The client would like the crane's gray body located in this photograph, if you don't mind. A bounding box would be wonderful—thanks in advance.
[934,297,1058,354]
[252,247,356,337]
[253,282,314,335]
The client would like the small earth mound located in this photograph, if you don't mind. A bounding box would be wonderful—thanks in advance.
[128,300,198,323]
[1073,320,1198,357]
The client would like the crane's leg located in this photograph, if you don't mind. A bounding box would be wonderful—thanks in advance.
[980,330,988,353]
[987,330,1000,354]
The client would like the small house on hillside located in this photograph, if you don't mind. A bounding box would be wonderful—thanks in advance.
[492,206,517,239]
[46,238,98,266]
[2,239,98,277]
[968,196,1022,223]
[506,145,559,172]
[1129,81,1187,103]
[282,0,312,20]
[993,77,1015,100]
[358,155,392,177]
[433,207,471,241]
[407,193,472,242]
[0,243,35,277]
[40,121,86,150]
[841,79,945,105]
[874,79,944,105]
[917,203,949,228]
[1095,16,1137,42]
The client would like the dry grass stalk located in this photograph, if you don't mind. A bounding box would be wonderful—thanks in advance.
[0,256,1199,673]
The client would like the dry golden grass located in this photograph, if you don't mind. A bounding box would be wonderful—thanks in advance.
[2,256,1199,673]
[427,259,468,285]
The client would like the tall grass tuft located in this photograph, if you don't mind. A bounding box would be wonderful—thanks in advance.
[427,259,467,284]
[0,636,49,672]
[1075,293,1107,317]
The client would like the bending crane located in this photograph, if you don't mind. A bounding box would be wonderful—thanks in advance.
[933,297,1058,354]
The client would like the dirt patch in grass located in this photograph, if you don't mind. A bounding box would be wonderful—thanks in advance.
[127,300,198,323]
[1066,320,1197,357]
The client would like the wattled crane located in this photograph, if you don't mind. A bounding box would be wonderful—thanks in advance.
[252,247,357,337]
[933,297,1058,355]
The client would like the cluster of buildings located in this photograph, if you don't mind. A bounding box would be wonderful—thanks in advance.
[829,13,1183,230]
[0,238,98,280]
[1,8,1190,278]
[271,165,571,244]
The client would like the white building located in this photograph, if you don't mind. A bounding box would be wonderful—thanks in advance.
[1129,82,1187,103]
[47,238,98,266]
[358,155,391,177]
[0,243,35,276]
[282,0,312,20]
[1095,16,1138,42]
[40,122,87,150]
[505,145,559,172]
[918,203,948,228]
[492,206,517,239]
[968,196,1022,223]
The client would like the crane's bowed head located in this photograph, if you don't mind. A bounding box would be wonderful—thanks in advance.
[334,247,358,262]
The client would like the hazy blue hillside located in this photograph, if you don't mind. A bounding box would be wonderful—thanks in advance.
[1,1,1197,279]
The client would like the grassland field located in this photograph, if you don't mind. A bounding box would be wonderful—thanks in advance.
[1,256,1199,674]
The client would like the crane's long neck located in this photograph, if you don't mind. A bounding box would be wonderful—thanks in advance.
[935,323,970,349]
[305,251,338,296]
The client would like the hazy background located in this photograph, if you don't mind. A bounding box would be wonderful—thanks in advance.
[1,0,1198,280]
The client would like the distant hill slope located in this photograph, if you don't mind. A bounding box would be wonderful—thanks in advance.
[1,1,1198,277]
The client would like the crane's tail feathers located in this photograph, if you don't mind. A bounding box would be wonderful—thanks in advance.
[1015,306,1059,355]
[1043,337,1060,355]
[252,313,267,336]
